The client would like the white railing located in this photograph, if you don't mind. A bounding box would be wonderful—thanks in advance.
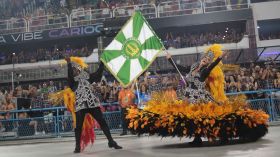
[204,0,249,13]
[113,4,157,19]
[0,66,67,83]
[0,18,27,35]
[203,0,227,13]
[158,0,203,17]
[28,14,69,32]
[0,0,250,35]
[70,8,112,27]
[225,0,249,11]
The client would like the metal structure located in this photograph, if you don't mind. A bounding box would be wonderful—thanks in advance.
[0,0,250,35]
[28,14,69,32]
[69,8,112,27]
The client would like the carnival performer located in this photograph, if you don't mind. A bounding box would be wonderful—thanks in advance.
[65,57,122,153]
[166,48,228,145]
[166,50,227,104]
[126,44,269,147]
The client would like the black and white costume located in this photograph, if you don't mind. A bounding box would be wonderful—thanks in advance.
[67,61,122,153]
[168,56,222,104]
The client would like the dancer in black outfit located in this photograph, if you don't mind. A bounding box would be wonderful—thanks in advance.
[66,57,122,153]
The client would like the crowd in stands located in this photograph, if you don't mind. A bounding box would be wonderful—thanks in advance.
[0,0,249,22]
[163,29,244,49]
[0,0,169,21]
[0,59,279,133]
[0,45,93,65]
[0,60,279,114]
[0,28,243,65]
[224,61,280,95]
[259,32,280,40]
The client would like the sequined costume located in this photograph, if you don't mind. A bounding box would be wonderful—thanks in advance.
[66,57,122,153]
[168,57,221,104]
[68,62,103,112]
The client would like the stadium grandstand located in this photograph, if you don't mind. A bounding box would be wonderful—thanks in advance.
[0,1,279,156]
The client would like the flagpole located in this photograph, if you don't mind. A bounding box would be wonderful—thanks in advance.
[135,80,141,106]
[163,48,187,85]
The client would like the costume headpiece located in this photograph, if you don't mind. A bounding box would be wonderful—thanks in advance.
[68,57,89,80]
[201,51,215,60]
[70,57,88,70]
[205,44,223,60]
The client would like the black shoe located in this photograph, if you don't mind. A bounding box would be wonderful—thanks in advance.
[108,141,123,149]
[189,137,203,147]
[120,132,127,136]
[73,147,81,153]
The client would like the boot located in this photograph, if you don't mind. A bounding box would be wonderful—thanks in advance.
[189,136,202,146]
[73,147,81,153]
[74,128,81,153]
[108,141,123,149]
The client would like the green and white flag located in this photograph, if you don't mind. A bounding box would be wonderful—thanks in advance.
[100,11,164,87]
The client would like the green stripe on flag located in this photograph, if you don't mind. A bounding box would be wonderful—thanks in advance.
[138,56,150,69]
[101,50,122,63]
[133,12,144,39]
[141,36,163,50]
[115,31,127,44]
[117,60,131,85]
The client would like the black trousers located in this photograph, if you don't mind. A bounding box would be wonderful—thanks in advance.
[75,107,113,148]
[121,108,128,133]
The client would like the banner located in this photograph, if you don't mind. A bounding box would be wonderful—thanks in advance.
[101,11,164,87]
[0,24,103,45]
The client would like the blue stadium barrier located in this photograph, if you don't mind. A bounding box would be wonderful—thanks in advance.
[0,102,122,140]
[226,89,280,121]
[0,89,279,140]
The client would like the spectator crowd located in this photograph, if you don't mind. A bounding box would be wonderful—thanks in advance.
[259,32,280,40]
[0,0,168,21]
[0,59,279,134]
[0,28,244,65]
[1,60,279,117]
[163,29,244,49]
[0,44,93,65]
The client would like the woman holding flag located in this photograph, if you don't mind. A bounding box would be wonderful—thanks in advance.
[126,44,269,146]
[165,44,228,145]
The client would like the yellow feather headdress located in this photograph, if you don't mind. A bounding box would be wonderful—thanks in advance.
[60,56,88,70]
[70,57,88,70]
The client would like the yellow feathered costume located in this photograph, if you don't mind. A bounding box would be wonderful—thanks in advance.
[205,44,227,102]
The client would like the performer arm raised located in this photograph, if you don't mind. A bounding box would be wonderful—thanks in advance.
[200,52,228,81]
[89,62,104,83]
[66,57,75,90]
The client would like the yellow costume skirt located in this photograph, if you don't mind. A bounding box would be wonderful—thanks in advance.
[126,93,269,142]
